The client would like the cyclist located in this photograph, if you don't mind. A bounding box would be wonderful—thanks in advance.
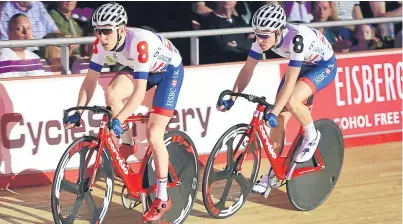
[63,3,182,221]
[217,4,337,194]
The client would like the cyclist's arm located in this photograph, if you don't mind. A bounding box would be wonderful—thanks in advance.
[76,38,105,114]
[76,68,101,114]
[231,55,259,101]
[231,41,262,101]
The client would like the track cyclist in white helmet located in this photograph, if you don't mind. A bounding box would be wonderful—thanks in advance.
[63,2,184,221]
[217,4,337,194]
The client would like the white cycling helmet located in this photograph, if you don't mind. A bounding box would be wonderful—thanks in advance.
[252,4,286,32]
[92,2,127,27]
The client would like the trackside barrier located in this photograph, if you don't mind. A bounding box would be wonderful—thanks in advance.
[0,49,401,188]
[0,17,401,72]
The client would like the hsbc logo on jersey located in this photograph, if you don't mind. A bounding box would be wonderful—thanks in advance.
[172,79,177,87]
[166,88,176,107]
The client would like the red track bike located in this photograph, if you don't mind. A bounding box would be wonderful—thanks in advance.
[202,90,344,218]
[51,106,199,223]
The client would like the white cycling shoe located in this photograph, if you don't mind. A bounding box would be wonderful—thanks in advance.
[294,130,321,163]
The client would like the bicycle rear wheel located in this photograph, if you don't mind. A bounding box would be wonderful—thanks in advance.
[142,131,199,224]
[202,124,261,219]
[51,136,114,224]
[286,119,344,211]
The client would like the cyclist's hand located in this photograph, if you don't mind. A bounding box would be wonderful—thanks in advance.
[264,113,278,128]
[110,118,123,137]
[63,111,81,129]
[217,99,234,112]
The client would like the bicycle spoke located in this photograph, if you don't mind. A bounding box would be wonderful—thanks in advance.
[234,174,247,191]
[66,196,84,223]
[216,176,234,209]
[84,192,97,215]
[61,179,80,195]
[225,138,234,169]
[78,149,88,184]
[209,169,231,185]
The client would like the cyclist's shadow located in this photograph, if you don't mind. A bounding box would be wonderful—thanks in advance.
[246,188,296,211]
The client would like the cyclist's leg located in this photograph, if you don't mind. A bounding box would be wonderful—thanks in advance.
[292,56,337,162]
[143,63,184,222]
[270,64,315,154]
[105,67,134,118]
[253,66,311,194]
[105,67,156,146]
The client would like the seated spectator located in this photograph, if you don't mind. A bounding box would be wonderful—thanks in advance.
[0,1,59,40]
[40,32,70,75]
[49,1,82,56]
[283,1,313,23]
[311,1,352,53]
[330,1,363,32]
[394,30,402,48]
[197,1,254,64]
[0,13,45,78]
[350,24,383,52]
[361,1,402,45]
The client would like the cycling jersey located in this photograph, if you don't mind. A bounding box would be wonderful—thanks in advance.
[249,23,337,93]
[88,27,184,117]
[89,27,182,79]
[250,23,334,66]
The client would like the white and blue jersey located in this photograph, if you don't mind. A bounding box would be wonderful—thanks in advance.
[89,28,184,117]
[249,23,337,93]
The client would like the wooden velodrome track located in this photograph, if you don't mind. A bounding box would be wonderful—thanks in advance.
[0,142,401,224]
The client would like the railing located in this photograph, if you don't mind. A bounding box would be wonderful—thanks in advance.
[0,16,401,74]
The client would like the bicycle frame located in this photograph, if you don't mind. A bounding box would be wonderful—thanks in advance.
[236,104,324,181]
[87,113,180,199]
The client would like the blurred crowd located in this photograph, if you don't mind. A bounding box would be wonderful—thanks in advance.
[0,1,401,78]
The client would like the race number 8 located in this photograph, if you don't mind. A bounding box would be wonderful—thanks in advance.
[292,35,304,53]
[137,41,149,63]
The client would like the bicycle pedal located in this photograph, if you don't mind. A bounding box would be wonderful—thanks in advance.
[264,187,271,198]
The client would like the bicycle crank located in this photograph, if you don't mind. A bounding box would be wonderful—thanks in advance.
[121,185,141,209]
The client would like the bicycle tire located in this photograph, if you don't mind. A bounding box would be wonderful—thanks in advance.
[286,119,344,211]
[51,136,114,224]
[142,130,199,224]
[202,123,261,219]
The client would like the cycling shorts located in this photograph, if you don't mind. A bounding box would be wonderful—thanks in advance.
[277,55,337,94]
[119,63,184,117]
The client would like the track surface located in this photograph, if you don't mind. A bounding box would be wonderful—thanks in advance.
[0,142,401,224]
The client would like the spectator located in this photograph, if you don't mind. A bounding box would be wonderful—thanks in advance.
[394,30,402,48]
[0,13,45,78]
[362,1,402,46]
[49,1,82,56]
[197,1,254,64]
[311,1,352,52]
[350,24,383,52]
[283,1,313,23]
[40,32,70,75]
[330,1,363,32]
[0,1,59,40]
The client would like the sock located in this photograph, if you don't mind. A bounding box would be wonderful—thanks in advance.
[157,177,168,201]
[303,122,317,140]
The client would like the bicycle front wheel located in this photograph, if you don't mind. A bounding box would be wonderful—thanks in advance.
[51,136,114,224]
[202,123,261,219]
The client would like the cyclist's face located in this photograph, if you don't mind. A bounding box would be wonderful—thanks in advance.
[95,26,123,51]
[255,31,276,51]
